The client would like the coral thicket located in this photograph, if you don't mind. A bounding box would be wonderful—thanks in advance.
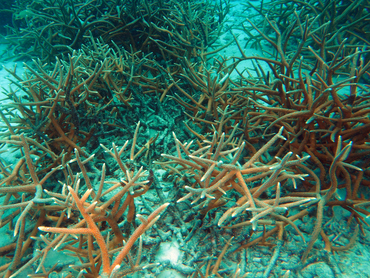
[0,0,369,277]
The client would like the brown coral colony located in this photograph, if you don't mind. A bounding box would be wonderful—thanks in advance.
[0,0,369,277]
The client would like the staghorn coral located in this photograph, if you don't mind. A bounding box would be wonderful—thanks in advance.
[5,0,226,62]
[0,0,369,277]
[0,36,169,166]
[0,127,167,277]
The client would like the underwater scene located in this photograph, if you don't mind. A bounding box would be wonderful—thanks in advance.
[0,0,369,277]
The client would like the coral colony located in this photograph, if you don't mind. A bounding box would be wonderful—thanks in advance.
[0,0,369,277]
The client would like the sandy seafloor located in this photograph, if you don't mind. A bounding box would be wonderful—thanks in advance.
[0,0,370,277]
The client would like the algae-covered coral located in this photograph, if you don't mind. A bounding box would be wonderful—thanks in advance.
[5,0,225,62]
[0,0,369,277]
